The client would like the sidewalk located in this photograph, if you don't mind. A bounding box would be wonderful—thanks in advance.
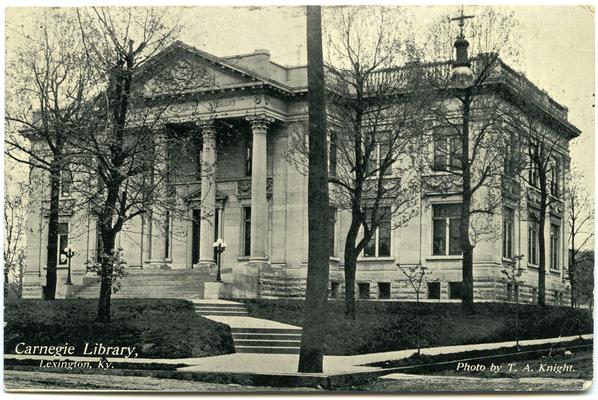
[6,334,592,376]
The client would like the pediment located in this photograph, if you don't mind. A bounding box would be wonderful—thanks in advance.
[136,41,265,97]
[184,188,228,203]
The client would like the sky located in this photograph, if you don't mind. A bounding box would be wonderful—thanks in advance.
[4,4,595,197]
[174,5,595,197]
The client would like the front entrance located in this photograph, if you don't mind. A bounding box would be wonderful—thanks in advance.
[191,208,222,266]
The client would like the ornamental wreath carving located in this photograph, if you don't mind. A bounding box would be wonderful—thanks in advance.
[143,58,214,95]
[236,177,273,199]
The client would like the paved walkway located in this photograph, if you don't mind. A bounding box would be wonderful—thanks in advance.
[203,315,299,330]
[6,334,592,376]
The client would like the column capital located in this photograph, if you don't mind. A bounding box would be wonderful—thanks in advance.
[197,119,216,137]
[246,113,275,132]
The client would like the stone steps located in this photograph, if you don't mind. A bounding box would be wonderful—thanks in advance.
[194,302,303,355]
[73,270,211,300]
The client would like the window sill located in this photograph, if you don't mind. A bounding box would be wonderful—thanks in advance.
[330,256,340,262]
[237,256,250,262]
[528,263,539,269]
[357,256,395,262]
[502,257,516,263]
[549,269,561,274]
[426,255,463,261]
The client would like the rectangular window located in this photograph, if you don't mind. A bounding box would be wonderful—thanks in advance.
[528,213,539,265]
[329,207,337,257]
[449,136,462,170]
[532,287,538,303]
[503,208,514,259]
[449,282,463,299]
[61,167,72,197]
[329,130,337,176]
[57,223,69,265]
[427,282,441,299]
[528,142,539,187]
[554,290,561,306]
[164,211,172,259]
[95,225,103,263]
[192,209,201,264]
[364,207,391,258]
[243,206,251,257]
[330,281,340,299]
[433,132,461,172]
[550,157,561,197]
[550,223,560,271]
[213,208,222,261]
[378,282,391,299]
[366,137,393,178]
[358,282,370,299]
[432,204,461,256]
[379,141,392,176]
[433,136,448,171]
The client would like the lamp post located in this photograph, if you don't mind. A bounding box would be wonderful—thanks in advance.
[449,6,476,308]
[213,238,227,282]
[64,247,75,285]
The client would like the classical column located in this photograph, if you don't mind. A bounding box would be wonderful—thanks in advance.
[246,114,274,262]
[198,119,217,267]
[146,131,167,269]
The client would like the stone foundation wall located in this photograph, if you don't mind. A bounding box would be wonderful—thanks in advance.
[258,263,571,305]
[258,264,306,297]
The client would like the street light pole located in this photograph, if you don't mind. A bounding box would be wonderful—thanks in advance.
[64,247,75,285]
[213,238,227,282]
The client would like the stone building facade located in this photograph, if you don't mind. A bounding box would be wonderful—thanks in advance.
[22,41,580,304]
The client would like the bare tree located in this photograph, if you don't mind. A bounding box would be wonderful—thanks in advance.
[307,6,431,319]
[398,263,436,355]
[423,7,519,309]
[5,10,93,300]
[3,170,30,299]
[499,83,575,306]
[568,169,594,308]
[73,7,213,322]
[500,255,525,350]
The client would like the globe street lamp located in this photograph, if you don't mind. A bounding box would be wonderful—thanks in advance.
[449,8,475,90]
[213,238,227,282]
[63,247,75,285]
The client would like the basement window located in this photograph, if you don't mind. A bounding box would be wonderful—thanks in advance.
[378,282,391,299]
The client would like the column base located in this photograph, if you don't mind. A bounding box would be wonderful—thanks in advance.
[144,261,170,270]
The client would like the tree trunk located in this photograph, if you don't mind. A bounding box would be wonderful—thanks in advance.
[44,159,62,300]
[97,230,116,323]
[343,220,360,320]
[460,98,474,310]
[570,222,576,308]
[298,5,330,374]
[537,196,548,307]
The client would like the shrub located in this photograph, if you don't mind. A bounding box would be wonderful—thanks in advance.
[4,299,235,358]
[240,300,593,355]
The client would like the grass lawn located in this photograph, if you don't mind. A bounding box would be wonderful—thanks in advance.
[240,299,593,356]
[4,299,235,359]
